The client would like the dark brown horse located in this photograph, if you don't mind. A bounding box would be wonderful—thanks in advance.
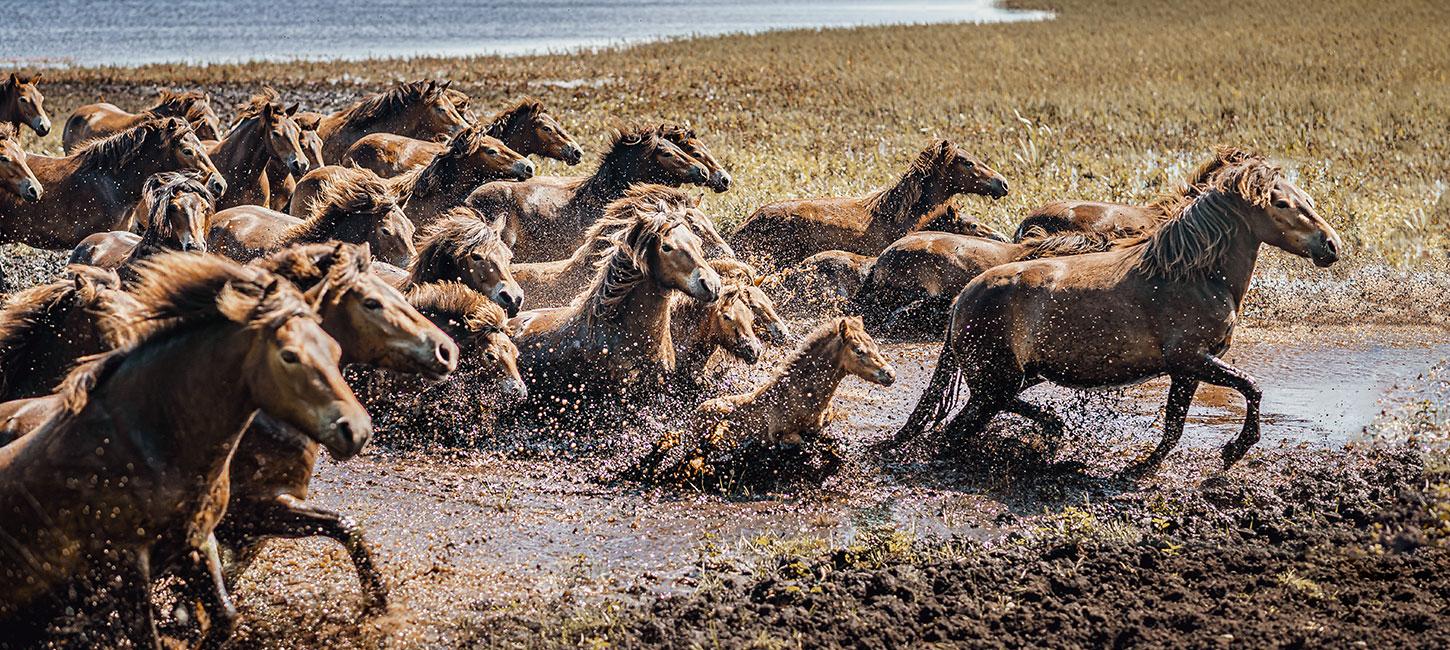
[342,97,582,176]
[0,123,41,202]
[0,265,136,402]
[849,229,1126,339]
[62,89,223,152]
[466,125,710,262]
[892,156,1342,475]
[0,72,51,137]
[265,111,328,211]
[393,208,523,314]
[0,118,226,249]
[730,140,1008,268]
[656,124,731,193]
[313,80,469,162]
[509,193,721,419]
[209,167,414,265]
[0,254,369,647]
[208,89,311,210]
[69,170,217,273]
[1011,147,1262,240]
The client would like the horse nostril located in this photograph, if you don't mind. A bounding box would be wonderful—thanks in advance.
[1324,236,1340,257]
[436,342,455,367]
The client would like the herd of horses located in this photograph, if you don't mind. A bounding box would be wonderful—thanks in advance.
[0,74,1341,646]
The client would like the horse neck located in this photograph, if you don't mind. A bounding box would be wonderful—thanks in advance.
[292,206,363,246]
[487,114,528,152]
[670,298,716,372]
[568,160,634,220]
[0,93,17,126]
[1154,193,1264,307]
[410,247,460,284]
[868,167,949,235]
[212,118,271,186]
[759,337,846,414]
[124,230,173,268]
[579,262,674,360]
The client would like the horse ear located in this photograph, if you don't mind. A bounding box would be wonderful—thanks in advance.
[285,103,299,116]
[31,72,41,83]
[4,73,14,87]
[441,80,453,91]
[753,274,764,287]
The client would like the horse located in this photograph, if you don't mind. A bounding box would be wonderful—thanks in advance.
[341,97,582,177]
[891,156,1342,475]
[509,193,721,421]
[68,170,217,274]
[208,166,414,266]
[265,112,327,211]
[1011,147,1262,241]
[0,72,51,137]
[0,118,226,250]
[668,277,763,397]
[729,140,1008,268]
[213,242,454,618]
[297,125,532,229]
[513,184,730,308]
[916,203,1009,241]
[465,124,710,262]
[0,265,136,402]
[62,89,223,153]
[207,89,311,210]
[848,229,1127,339]
[0,123,41,202]
[312,80,468,162]
[0,254,370,648]
[656,124,732,193]
[371,207,523,314]
[703,258,790,344]
[769,250,876,316]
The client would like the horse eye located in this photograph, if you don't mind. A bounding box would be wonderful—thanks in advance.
[19,97,31,105]
[723,314,734,322]
[485,352,498,363]
[661,243,674,252]
[381,227,394,236]
[485,148,498,155]
[363,298,383,310]
[183,149,195,156]
[962,160,975,169]
[279,349,300,364]
[469,252,485,261]
[1274,200,1291,209]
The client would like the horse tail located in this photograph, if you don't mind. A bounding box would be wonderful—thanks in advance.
[890,292,966,446]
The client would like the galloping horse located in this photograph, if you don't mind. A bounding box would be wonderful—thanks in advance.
[0,72,51,137]
[312,80,469,162]
[381,208,523,315]
[342,97,582,176]
[208,89,311,209]
[466,125,710,261]
[0,118,225,249]
[63,89,222,152]
[656,124,732,193]
[266,111,328,211]
[0,254,370,648]
[69,170,217,272]
[729,139,1008,268]
[892,155,1341,475]
[0,123,41,202]
[0,266,136,402]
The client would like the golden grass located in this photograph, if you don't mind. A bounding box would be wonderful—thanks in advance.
[23,0,1450,265]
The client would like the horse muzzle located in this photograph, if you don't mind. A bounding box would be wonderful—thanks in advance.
[689,269,721,302]
[734,338,763,365]
[321,413,373,460]
[31,117,51,137]
[873,365,898,387]
[496,376,529,403]
[764,320,791,344]
[18,179,42,202]
[512,159,535,181]
[708,170,732,193]
[986,177,1010,200]
[288,155,310,176]
[562,144,584,165]
[206,173,228,198]
[687,165,709,185]
[1312,233,1341,268]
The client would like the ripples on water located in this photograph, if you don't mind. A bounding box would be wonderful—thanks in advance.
[0,0,1051,67]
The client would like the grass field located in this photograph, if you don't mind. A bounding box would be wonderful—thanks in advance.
[20,0,1449,268]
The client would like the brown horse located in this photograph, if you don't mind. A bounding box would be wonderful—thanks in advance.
[466,125,710,262]
[770,250,876,316]
[62,89,222,153]
[313,80,469,162]
[849,229,1126,339]
[656,124,732,193]
[296,125,532,228]
[916,203,1009,240]
[0,123,41,202]
[342,97,583,176]
[892,156,1342,475]
[0,118,226,249]
[509,194,721,419]
[390,208,523,314]
[209,167,414,265]
[69,170,217,273]
[1,73,50,137]
[265,112,327,211]
[0,254,369,647]
[729,140,1008,268]
[207,89,311,210]
[668,278,764,396]
[1011,147,1262,241]
[0,265,136,402]
[703,258,791,344]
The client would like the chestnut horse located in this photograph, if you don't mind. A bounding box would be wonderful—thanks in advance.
[342,97,583,176]
[656,124,732,193]
[849,229,1126,339]
[0,118,225,249]
[0,266,136,402]
[1011,147,1261,240]
[466,125,710,261]
[313,80,468,162]
[668,278,763,397]
[388,208,523,315]
[208,89,311,210]
[892,156,1342,475]
[0,255,370,648]
[704,258,790,344]
[62,89,222,152]
[209,167,414,266]
[509,194,721,420]
[266,112,328,211]
[730,140,1008,268]
[1,72,51,137]
[0,123,42,202]
[297,125,533,229]
[69,170,217,273]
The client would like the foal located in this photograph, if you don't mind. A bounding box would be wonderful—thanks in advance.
[0,123,41,202]
[69,170,217,272]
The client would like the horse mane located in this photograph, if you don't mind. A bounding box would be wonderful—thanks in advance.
[1134,158,1282,281]
[254,241,372,301]
[234,87,283,121]
[0,267,126,394]
[291,167,395,242]
[709,258,759,285]
[571,198,680,324]
[484,97,546,137]
[567,125,666,193]
[1015,227,1122,261]
[148,89,211,123]
[336,80,448,130]
[408,207,507,285]
[397,124,495,200]
[769,317,854,382]
[863,140,956,224]
[54,254,314,417]
[140,169,214,239]
[73,118,188,171]
[1146,146,1265,215]
[407,281,506,335]
[0,122,17,142]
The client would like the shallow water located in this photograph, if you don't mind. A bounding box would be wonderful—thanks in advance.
[0,0,1051,67]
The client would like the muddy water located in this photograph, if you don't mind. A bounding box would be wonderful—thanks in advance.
[239,324,1450,642]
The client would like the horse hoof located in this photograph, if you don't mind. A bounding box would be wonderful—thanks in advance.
[361,594,389,617]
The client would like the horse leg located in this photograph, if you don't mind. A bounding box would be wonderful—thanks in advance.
[177,534,239,650]
[1004,397,1066,459]
[1187,356,1262,467]
[232,495,389,615]
[115,549,161,650]
[942,390,1010,452]
[1121,376,1199,479]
